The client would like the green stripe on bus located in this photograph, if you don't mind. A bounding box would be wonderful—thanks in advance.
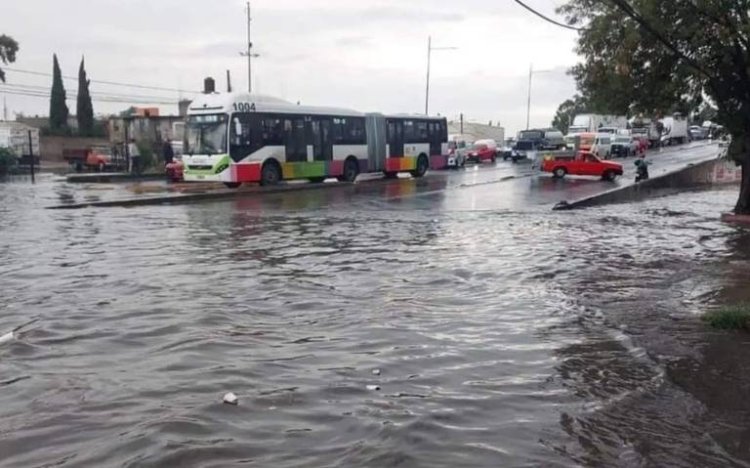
[282,162,326,179]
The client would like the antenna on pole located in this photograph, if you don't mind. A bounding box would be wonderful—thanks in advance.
[240,1,260,94]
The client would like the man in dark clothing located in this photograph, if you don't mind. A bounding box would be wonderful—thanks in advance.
[162,139,174,165]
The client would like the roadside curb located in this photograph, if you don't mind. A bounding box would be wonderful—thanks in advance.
[46,180,350,210]
[552,156,725,210]
[65,173,167,183]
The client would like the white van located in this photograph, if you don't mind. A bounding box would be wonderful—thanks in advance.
[591,133,613,159]
[447,134,471,168]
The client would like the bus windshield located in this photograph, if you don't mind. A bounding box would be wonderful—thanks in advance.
[185,114,228,155]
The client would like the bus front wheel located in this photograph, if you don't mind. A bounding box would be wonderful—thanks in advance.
[261,161,282,186]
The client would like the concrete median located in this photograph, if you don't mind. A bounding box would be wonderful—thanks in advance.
[553,156,739,210]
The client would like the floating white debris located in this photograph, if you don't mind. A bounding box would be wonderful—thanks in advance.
[366,385,381,391]
[372,368,381,376]
[222,392,239,405]
[0,331,15,345]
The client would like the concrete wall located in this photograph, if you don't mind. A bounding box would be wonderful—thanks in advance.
[40,136,110,162]
[559,158,740,210]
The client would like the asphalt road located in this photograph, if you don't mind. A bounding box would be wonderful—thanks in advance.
[346,140,723,213]
[51,141,722,212]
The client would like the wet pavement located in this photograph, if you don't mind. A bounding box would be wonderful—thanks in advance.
[1,141,748,467]
[48,141,721,211]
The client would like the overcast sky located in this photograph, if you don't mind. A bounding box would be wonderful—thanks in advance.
[2,0,579,135]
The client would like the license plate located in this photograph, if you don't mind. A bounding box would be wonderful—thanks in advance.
[196,175,205,180]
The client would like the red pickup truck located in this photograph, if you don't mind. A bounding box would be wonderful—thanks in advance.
[541,151,623,181]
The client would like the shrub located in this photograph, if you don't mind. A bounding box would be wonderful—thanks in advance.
[137,142,155,171]
[702,304,750,331]
[0,147,18,176]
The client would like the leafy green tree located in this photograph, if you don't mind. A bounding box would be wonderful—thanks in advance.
[49,54,69,132]
[0,34,18,83]
[0,147,17,175]
[552,95,588,133]
[76,57,94,136]
[558,0,750,213]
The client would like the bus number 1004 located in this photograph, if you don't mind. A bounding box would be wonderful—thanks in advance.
[233,102,256,112]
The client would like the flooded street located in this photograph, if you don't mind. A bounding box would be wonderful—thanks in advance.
[1,174,748,467]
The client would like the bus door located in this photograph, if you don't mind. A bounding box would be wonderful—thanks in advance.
[310,118,332,161]
[428,121,442,156]
[285,117,307,162]
[387,120,404,157]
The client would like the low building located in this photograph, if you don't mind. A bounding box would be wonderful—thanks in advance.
[448,121,505,144]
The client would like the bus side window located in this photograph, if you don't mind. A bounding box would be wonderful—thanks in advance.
[416,121,428,142]
[261,117,284,146]
[403,120,415,143]
[332,117,346,144]
[347,117,365,145]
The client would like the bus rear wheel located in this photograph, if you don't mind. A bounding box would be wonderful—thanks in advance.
[261,161,282,186]
[338,158,359,182]
[224,182,241,189]
[410,155,429,178]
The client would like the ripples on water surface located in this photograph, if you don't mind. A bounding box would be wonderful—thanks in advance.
[0,177,746,467]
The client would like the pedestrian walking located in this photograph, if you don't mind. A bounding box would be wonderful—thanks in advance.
[162,138,174,165]
[128,138,141,175]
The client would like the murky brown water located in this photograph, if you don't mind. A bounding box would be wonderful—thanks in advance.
[0,175,748,467]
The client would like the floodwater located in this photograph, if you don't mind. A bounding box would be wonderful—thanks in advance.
[1,175,749,467]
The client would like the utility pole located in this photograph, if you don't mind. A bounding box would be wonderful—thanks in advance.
[240,2,260,94]
[424,36,457,115]
[526,64,553,130]
[27,130,35,183]
[2,94,6,121]
[526,63,533,130]
[425,36,431,115]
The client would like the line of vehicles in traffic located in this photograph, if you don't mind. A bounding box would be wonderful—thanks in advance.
[155,90,723,187]
[445,112,721,182]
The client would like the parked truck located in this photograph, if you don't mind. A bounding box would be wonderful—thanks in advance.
[629,117,661,148]
[659,114,689,146]
[568,114,628,134]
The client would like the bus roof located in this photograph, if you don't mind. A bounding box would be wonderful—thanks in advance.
[188,92,365,117]
[381,113,446,121]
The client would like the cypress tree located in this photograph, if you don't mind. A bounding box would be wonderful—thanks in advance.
[49,54,69,132]
[76,56,94,136]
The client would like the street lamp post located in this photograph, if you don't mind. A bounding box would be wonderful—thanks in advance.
[425,36,457,115]
[526,63,554,129]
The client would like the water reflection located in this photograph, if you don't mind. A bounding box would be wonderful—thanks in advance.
[0,180,746,467]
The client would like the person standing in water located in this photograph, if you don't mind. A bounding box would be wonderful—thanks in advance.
[634,153,651,182]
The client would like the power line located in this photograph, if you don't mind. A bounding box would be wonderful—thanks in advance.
[0,82,179,103]
[513,0,583,31]
[4,67,200,95]
[0,87,180,106]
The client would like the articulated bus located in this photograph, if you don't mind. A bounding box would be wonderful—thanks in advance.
[182,93,449,187]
